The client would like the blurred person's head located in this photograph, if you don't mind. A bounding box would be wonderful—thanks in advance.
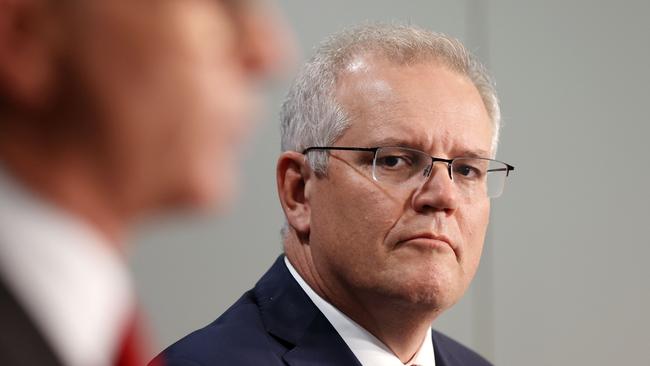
[277,24,511,325]
[0,0,292,239]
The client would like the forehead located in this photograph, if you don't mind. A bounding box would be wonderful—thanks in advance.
[334,57,493,158]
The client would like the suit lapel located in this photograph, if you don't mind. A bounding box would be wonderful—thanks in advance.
[432,330,457,366]
[255,255,362,366]
[282,314,362,366]
[0,275,62,366]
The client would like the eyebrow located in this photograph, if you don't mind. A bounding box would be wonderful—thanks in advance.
[365,138,492,159]
[459,150,492,159]
[365,137,415,148]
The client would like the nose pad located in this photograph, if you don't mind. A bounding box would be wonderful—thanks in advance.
[422,162,452,180]
[423,165,432,177]
[412,162,459,213]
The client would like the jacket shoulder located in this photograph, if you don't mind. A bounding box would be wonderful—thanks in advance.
[432,330,493,366]
[151,290,285,366]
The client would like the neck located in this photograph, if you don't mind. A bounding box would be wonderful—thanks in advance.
[0,131,128,247]
[284,233,439,363]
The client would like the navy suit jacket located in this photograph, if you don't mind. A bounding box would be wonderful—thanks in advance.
[153,255,493,366]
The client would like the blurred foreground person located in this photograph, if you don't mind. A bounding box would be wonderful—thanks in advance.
[0,0,292,365]
[154,24,514,366]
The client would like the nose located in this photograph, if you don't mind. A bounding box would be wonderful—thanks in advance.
[412,163,459,214]
[232,1,296,78]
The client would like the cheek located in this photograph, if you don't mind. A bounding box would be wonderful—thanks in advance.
[131,5,255,205]
[67,2,254,210]
[174,1,254,131]
[458,200,490,278]
[310,173,404,267]
[162,3,257,204]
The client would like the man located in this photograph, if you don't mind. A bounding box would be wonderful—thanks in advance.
[154,24,514,366]
[0,0,291,365]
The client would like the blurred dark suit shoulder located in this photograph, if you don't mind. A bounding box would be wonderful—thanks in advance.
[0,277,62,366]
[151,255,492,366]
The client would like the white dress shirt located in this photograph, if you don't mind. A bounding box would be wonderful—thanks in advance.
[285,257,436,366]
[0,166,134,366]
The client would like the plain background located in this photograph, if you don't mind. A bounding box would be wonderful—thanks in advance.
[130,1,650,364]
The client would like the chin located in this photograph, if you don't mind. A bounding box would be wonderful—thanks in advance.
[188,182,235,212]
[378,266,464,311]
[405,282,459,310]
[163,169,237,212]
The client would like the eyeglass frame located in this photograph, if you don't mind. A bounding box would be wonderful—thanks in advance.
[302,146,515,196]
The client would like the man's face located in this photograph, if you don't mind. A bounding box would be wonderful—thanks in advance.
[307,57,493,311]
[65,0,289,211]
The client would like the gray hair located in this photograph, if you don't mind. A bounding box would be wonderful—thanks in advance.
[280,23,501,174]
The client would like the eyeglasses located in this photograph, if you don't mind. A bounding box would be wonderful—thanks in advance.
[302,146,515,199]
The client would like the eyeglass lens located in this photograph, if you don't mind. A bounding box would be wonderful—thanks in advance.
[371,147,509,198]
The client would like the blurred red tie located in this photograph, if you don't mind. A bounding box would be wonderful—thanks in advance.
[115,309,159,366]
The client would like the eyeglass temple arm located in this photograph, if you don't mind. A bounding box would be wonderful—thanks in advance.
[488,165,515,176]
[302,147,377,154]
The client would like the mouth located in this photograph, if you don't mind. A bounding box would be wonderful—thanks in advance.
[396,233,457,256]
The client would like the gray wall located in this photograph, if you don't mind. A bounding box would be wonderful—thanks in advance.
[489,0,650,364]
[130,1,650,364]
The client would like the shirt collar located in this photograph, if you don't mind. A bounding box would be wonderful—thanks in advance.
[284,257,436,366]
[0,165,134,366]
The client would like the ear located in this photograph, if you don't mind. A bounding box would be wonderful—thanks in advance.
[0,0,63,108]
[276,151,315,238]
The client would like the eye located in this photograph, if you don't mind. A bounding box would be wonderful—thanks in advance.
[376,154,411,169]
[456,165,474,176]
[452,161,485,180]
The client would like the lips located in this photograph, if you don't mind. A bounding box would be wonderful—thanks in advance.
[396,233,457,256]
